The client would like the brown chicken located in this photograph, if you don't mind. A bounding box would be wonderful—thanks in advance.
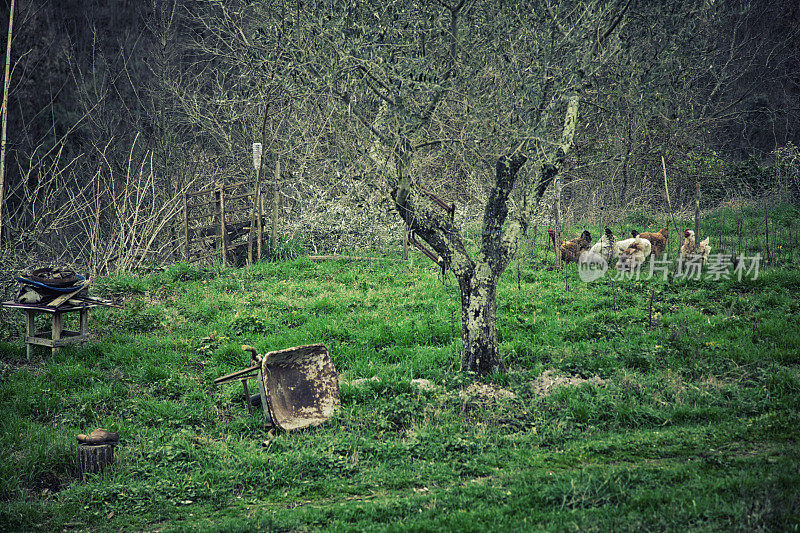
[549,229,592,263]
[634,227,669,256]
[680,229,711,263]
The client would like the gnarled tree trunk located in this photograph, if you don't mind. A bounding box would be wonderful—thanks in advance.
[458,268,500,374]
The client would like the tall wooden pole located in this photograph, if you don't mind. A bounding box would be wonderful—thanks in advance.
[0,0,16,247]
[183,192,189,261]
[402,224,409,260]
[662,156,677,257]
[257,171,263,260]
[257,105,269,261]
[271,159,280,250]
[251,142,263,266]
[694,179,701,251]
[554,176,562,269]
[219,184,228,267]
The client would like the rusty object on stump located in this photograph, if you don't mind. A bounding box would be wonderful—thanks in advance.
[77,428,119,477]
[215,344,340,432]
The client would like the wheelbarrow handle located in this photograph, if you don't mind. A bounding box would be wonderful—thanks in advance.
[213,365,259,385]
[241,345,262,364]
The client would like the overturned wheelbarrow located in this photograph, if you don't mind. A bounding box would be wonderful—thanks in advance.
[214,344,340,431]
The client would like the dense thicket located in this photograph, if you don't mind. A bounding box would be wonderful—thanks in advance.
[1,0,798,272]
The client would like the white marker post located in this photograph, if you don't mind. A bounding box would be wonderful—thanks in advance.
[253,143,263,262]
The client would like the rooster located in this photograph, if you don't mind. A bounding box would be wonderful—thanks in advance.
[680,229,711,263]
[548,229,592,263]
[616,236,652,271]
[585,227,617,265]
[634,227,669,256]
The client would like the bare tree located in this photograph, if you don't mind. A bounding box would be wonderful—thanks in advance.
[0,0,15,246]
[275,0,633,373]
[174,0,632,373]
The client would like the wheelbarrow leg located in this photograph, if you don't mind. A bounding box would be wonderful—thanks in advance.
[241,379,253,414]
[256,369,273,425]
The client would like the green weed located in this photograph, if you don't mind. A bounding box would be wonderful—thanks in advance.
[1,208,800,531]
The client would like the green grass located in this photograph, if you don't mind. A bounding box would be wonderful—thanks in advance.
[1,208,800,531]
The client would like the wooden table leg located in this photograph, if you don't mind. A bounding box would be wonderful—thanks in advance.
[52,311,63,356]
[25,310,35,362]
[79,307,89,335]
[79,307,88,346]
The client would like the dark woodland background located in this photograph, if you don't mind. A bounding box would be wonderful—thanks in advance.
[1,0,799,273]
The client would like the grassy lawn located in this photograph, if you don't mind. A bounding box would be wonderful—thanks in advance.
[1,209,799,531]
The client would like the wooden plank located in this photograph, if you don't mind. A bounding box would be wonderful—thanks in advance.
[47,280,90,308]
[185,187,215,199]
[187,206,251,224]
[226,192,256,202]
[186,212,216,223]
[229,240,252,251]
[187,198,218,209]
[190,218,263,239]
[307,255,401,262]
[222,179,256,191]
[26,332,88,348]
[2,301,91,312]
[218,205,253,217]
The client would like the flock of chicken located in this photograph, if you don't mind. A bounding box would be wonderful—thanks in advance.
[547,227,712,271]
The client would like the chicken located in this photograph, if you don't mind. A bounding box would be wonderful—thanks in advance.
[548,229,592,263]
[635,227,669,256]
[613,236,639,259]
[616,236,652,271]
[680,229,711,263]
[585,227,617,265]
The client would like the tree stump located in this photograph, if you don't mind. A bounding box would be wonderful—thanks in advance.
[78,444,115,477]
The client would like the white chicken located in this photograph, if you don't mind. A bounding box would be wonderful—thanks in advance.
[613,236,643,259]
[616,236,652,271]
[584,227,617,265]
[680,229,711,264]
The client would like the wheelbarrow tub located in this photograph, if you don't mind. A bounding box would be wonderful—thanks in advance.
[261,344,340,431]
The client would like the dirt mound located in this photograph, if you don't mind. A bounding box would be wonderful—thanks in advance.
[530,369,604,397]
[459,382,517,401]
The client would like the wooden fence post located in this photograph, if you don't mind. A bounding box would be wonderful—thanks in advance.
[271,159,280,251]
[764,201,771,264]
[218,184,229,267]
[247,187,255,267]
[694,179,701,251]
[554,176,562,268]
[183,192,189,262]
[256,164,263,262]
[403,224,409,260]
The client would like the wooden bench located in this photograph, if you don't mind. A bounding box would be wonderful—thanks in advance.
[1,301,98,361]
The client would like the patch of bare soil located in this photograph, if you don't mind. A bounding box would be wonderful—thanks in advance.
[529,369,605,397]
[340,376,439,392]
[340,376,381,387]
[459,382,517,401]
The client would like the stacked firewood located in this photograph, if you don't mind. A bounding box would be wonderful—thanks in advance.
[15,267,117,308]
